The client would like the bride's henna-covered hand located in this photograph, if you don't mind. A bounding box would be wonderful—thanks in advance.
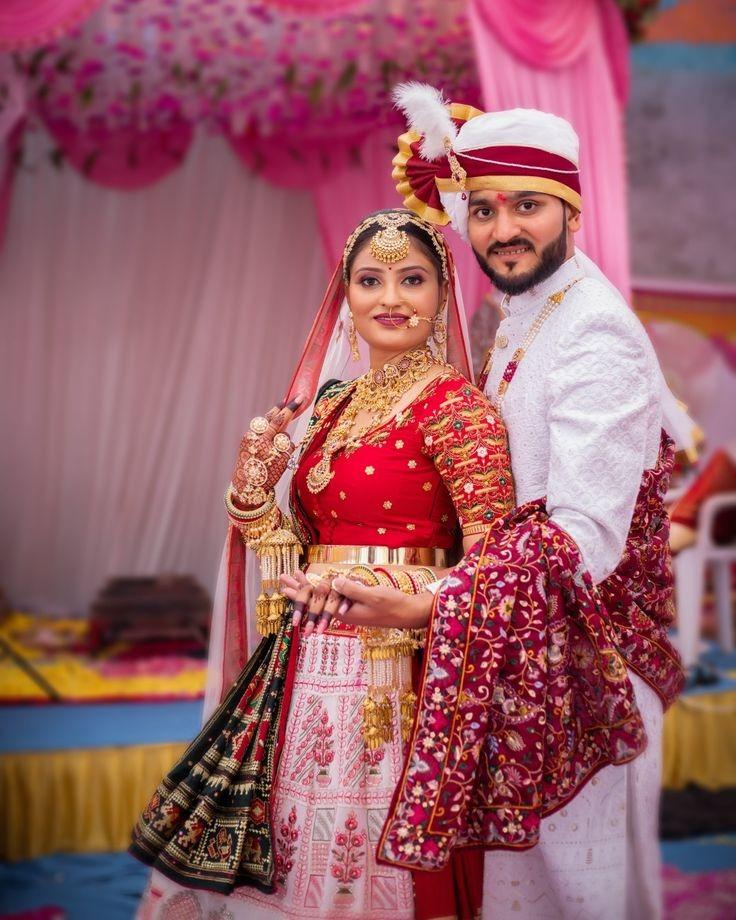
[231,395,303,504]
[280,570,340,636]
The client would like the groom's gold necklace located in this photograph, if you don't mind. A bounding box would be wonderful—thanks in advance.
[306,347,446,494]
[484,277,582,409]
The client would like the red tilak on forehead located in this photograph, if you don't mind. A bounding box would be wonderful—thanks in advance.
[495,193,508,203]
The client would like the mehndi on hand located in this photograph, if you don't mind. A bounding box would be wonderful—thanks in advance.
[231,397,302,506]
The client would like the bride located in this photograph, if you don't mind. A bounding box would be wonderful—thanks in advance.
[130,209,514,919]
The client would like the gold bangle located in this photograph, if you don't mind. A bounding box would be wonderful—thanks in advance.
[462,522,489,537]
[224,486,275,521]
[346,564,381,587]
[391,569,415,595]
[234,506,283,542]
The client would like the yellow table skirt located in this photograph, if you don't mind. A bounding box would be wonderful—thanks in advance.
[0,742,185,861]
[662,685,736,791]
[2,686,736,861]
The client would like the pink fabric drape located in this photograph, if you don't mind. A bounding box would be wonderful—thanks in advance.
[0,0,104,50]
[310,127,492,320]
[472,0,597,71]
[471,0,629,104]
[469,0,631,299]
[0,128,326,614]
[0,57,25,246]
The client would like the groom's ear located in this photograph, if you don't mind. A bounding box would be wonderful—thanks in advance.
[566,204,581,234]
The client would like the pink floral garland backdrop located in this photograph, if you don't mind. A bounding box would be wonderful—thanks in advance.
[8,0,477,190]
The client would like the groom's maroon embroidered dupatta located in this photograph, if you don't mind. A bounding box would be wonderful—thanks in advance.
[379,435,683,871]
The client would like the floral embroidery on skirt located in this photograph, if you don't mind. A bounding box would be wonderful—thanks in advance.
[137,632,415,919]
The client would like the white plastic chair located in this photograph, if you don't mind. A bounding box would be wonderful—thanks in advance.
[673,491,736,668]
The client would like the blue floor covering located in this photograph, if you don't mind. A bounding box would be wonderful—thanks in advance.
[2,837,735,919]
[0,852,149,920]
[0,700,203,754]
[662,834,736,873]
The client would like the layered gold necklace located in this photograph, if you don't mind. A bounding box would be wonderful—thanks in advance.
[306,347,446,494]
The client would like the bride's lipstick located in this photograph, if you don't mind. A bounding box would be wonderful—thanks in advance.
[373,313,409,327]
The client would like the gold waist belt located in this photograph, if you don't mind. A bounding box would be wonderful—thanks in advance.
[304,543,438,751]
[306,544,446,567]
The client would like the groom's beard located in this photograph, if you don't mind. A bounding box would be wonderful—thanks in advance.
[472,222,568,296]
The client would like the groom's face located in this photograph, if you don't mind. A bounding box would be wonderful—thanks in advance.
[467,191,580,295]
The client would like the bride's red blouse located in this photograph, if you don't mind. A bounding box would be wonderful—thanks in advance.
[291,370,515,548]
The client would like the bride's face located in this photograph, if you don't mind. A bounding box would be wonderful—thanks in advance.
[347,238,446,356]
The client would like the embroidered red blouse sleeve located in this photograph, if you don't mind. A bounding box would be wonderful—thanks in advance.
[419,378,514,535]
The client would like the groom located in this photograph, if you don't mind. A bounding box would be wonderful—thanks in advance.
[284,89,685,918]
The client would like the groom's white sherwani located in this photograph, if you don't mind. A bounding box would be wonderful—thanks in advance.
[481,254,665,920]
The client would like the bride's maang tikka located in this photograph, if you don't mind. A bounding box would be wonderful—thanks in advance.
[342,211,448,283]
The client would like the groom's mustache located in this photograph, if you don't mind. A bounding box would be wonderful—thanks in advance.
[486,237,535,257]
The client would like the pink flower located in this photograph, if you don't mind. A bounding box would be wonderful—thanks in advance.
[423,839,440,858]
[428,710,449,733]
[409,803,428,824]
[115,42,146,60]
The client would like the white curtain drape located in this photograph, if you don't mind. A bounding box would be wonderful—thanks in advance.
[0,128,326,613]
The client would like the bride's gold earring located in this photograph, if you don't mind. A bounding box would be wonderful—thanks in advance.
[347,312,360,361]
[432,309,447,346]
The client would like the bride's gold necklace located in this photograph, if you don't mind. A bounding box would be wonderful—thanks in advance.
[306,347,445,494]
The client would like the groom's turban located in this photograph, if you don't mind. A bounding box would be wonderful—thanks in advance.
[392,83,582,240]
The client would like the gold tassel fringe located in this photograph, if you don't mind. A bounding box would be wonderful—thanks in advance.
[251,525,302,636]
[362,693,394,750]
[400,690,418,742]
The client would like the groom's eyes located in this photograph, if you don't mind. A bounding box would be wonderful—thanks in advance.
[472,199,541,218]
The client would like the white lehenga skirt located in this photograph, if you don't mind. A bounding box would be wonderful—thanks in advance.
[137,632,415,920]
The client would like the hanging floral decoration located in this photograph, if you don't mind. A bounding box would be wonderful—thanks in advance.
[4,0,647,189]
[8,0,477,187]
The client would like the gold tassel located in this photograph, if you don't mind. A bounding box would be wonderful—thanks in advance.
[255,593,271,636]
[362,693,393,750]
[359,627,416,661]
[265,593,288,635]
[251,524,303,636]
[400,690,418,742]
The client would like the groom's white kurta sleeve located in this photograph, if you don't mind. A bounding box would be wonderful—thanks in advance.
[546,293,660,584]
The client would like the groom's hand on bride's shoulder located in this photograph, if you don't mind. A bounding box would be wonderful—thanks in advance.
[330,577,433,629]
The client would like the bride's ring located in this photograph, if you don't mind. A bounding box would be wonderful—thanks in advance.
[249,416,270,435]
[273,433,292,453]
